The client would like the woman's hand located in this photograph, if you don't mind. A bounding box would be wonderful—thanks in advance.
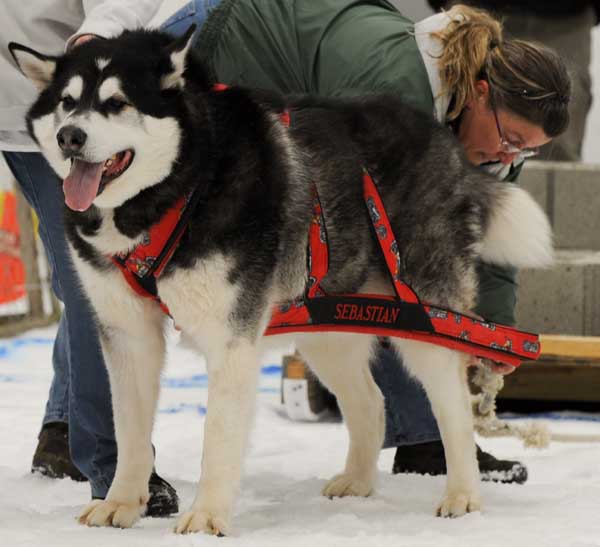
[69,34,96,50]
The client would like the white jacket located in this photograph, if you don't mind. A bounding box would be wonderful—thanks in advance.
[0,0,163,151]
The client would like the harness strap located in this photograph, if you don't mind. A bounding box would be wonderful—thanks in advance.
[266,295,539,366]
[112,190,202,316]
[306,185,328,298]
[362,170,419,303]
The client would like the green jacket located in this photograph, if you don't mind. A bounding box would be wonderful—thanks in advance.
[196,0,520,325]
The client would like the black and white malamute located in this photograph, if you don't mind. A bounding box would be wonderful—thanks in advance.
[10,27,551,535]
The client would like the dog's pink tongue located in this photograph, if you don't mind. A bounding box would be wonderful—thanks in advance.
[63,159,104,211]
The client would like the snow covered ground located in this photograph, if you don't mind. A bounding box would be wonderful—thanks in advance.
[1,326,599,547]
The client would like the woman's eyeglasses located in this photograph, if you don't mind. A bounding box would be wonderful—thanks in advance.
[492,108,539,159]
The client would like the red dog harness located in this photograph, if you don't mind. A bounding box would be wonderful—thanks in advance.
[265,171,540,366]
[112,88,541,367]
[112,191,197,317]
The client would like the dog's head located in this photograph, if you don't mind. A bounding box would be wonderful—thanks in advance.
[9,26,205,211]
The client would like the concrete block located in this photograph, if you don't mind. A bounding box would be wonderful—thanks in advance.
[519,161,550,213]
[553,164,600,249]
[518,162,600,250]
[516,251,600,336]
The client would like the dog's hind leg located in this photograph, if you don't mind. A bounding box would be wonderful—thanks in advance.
[175,337,261,536]
[295,333,384,498]
[392,339,481,517]
[78,297,167,529]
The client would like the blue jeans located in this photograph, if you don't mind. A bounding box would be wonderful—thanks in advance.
[370,345,440,448]
[4,152,115,497]
[160,0,222,37]
[2,0,221,498]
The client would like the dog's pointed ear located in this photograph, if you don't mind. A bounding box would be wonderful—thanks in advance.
[160,24,197,90]
[9,43,58,91]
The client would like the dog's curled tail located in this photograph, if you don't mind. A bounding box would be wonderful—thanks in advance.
[480,184,553,268]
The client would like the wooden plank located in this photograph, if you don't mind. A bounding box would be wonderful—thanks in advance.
[540,334,600,360]
[499,335,600,402]
[501,359,600,402]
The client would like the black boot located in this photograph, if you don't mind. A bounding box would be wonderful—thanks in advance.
[92,472,179,518]
[31,422,87,481]
[476,446,528,484]
[146,472,179,517]
[392,440,528,484]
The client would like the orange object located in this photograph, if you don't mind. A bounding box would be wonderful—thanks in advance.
[0,190,26,304]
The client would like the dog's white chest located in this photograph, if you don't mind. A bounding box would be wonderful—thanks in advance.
[157,254,238,333]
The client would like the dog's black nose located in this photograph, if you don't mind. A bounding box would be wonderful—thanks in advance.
[57,125,87,153]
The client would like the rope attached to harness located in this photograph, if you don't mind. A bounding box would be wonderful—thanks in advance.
[471,361,600,446]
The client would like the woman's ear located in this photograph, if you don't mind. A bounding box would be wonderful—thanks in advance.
[475,79,490,100]
[465,80,491,110]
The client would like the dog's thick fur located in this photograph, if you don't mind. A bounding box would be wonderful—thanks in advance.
[10,28,552,535]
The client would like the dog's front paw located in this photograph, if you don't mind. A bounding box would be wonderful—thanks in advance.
[78,498,145,528]
[322,472,374,498]
[436,489,481,518]
[174,508,230,536]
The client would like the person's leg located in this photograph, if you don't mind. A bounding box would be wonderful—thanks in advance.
[370,343,441,448]
[3,151,116,493]
[30,313,87,481]
[3,154,69,431]
[42,314,69,426]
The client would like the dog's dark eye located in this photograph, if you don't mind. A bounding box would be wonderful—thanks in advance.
[105,97,128,112]
[61,95,77,110]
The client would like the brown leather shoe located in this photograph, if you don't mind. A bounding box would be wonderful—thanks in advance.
[31,422,87,482]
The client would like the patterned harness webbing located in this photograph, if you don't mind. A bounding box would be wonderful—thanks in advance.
[264,171,541,367]
[111,84,541,366]
[111,191,199,317]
